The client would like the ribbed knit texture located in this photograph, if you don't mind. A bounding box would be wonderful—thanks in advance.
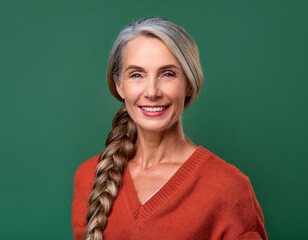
[72,147,268,240]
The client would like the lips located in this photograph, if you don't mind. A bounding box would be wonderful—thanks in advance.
[139,105,170,117]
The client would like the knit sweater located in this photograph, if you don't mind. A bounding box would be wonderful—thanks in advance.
[72,146,267,240]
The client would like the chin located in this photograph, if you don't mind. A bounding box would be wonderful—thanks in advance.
[137,124,168,133]
[136,118,179,133]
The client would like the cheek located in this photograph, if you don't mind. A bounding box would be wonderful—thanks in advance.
[165,83,187,103]
[122,84,141,103]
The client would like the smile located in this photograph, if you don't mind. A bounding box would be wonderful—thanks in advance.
[139,105,170,117]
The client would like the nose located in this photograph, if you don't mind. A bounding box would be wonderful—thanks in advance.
[144,76,162,100]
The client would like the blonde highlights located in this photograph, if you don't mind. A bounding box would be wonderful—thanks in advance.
[84,17,203,240]
[84,106,136,240]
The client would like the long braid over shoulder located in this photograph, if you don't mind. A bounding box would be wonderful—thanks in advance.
[84,106,137,240]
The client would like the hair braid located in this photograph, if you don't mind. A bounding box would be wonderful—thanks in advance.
[83,106,137,240]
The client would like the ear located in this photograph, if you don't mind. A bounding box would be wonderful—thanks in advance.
[115,80,125,100]
[186,85,192,97]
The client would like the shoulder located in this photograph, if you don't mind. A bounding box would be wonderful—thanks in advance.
[196,147,267,238]
[197,146,264,217]
[75,154,100,187]
[73,154,100,196]
[76,154,100,172]
[197,146,250,187]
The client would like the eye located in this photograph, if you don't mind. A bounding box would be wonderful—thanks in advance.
[130,73,142,78]
[162,72,175,78]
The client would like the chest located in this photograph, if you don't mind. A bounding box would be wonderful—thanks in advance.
[103,166,232,240]
[127,162,181,204]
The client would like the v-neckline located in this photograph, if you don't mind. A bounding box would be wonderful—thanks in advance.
[121,146,208,221]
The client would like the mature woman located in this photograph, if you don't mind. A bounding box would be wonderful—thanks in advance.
[72,17,267,240]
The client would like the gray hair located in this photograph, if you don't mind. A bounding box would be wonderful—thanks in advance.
[107,17,203,108]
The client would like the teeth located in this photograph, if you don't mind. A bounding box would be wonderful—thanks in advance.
[141,106,167,112]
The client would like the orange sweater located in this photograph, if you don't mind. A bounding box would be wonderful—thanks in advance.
[72,147,267,240]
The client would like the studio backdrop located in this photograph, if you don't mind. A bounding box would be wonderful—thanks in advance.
[0,0,307,239]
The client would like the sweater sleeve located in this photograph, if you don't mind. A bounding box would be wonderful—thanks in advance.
[223,166,268,240]
[71,156,99,240]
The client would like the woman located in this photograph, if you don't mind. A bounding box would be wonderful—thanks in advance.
[72,17,267,240]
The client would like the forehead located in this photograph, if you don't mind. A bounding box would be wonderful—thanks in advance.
[121,35,181,69]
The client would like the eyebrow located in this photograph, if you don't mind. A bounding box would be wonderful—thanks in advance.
[159,64,180,71]
[125,64,180,73]
[125,65,145,73]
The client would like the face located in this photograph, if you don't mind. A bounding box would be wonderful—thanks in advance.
[116,35,191,133]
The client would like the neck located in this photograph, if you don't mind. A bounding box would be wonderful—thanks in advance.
[133,120,194,169]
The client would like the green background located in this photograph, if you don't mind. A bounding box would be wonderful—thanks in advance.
[1,0,307,239]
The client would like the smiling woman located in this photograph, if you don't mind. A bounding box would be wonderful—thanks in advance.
[71,17,268,240]
[116,36,190,133]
